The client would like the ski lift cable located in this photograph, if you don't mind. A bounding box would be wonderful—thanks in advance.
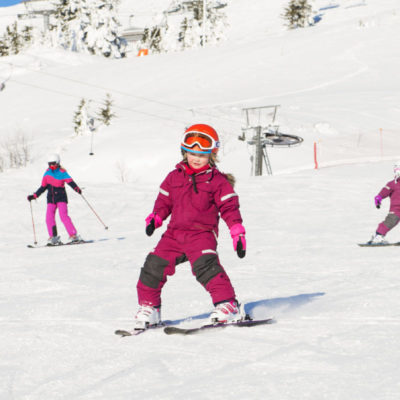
[7,76,242,142]
[0,59,242,125]
[0,59,190,112]
[9,78,187,124]
[0,59,197,115]
[9,78,241,139]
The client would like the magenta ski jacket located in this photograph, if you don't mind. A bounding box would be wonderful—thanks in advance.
[378,179,400,214]
[378,180,400,216]
[153,163,243,236]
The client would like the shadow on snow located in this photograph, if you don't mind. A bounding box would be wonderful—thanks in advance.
[245,292,325,314]
[165,292,325,326]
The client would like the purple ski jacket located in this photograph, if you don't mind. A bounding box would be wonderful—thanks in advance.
[153,163,243,236]
[378,179,400,215]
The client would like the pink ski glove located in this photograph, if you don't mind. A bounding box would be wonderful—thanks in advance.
[145,213,163,236]
[374,195,382,209]
[230,223,246,258]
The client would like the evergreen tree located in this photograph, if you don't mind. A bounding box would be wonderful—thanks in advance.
[0,22,34,57]
[21,26,33,45]
[282,0,313,29]
[138,0,227,53]
[181,16,202,49]
[52,0,84,51]
[179,0,227,49]
[73,98,90,136]
[85,0,126,58]
[7,22,22,54]
[97,93,116,126]
[206,2,228,45]
[52,0,79,50]
[140,24,167,54]
[178,17,188,45]
[52,0,125,58]
[0,38,9,57]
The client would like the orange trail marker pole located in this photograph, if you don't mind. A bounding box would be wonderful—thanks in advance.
[314,142,318,169]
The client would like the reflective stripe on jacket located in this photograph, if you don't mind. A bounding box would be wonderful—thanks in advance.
[153,162,243,236]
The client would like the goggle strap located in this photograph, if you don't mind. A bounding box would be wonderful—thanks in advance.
[181,146,211,154]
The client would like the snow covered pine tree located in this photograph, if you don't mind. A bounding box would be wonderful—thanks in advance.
[52,0,126,58]
[282,0,313,29]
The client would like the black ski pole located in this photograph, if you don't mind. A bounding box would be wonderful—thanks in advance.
[29,201,38,245]
[80,193,109,230]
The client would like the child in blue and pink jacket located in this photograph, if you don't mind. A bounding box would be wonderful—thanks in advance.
[368,161,400,244]
[27,154,82,244]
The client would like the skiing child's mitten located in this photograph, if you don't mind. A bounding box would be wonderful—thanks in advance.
[374,195,382,209]
[74,187,82,194]
[230,223,246,258]
[145,213,162,236]
[27,194,37,202]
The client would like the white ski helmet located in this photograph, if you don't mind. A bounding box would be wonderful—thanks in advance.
[394,161,400,180]
[48,153,60,164]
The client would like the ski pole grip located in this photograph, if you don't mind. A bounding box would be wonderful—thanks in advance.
[146,219,155,236]
[236,237,246,258]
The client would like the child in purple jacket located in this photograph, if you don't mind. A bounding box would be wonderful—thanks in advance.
[368,161,400,244]
[27,154,82,245]
[133,124,247,330]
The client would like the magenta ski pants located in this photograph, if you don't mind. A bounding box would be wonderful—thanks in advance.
[46,202,77,237]
[137,228,236,307]
[376,211,400,235]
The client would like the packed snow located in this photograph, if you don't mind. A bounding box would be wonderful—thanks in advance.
[1,1,400,399]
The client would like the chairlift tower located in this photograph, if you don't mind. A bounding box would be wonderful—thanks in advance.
[18,1,55,32]
[240,105,303,176]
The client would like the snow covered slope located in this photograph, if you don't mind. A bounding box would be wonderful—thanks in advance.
[1,1,400,399]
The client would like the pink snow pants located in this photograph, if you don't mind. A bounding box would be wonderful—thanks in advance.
[137,228,236,307]
[376,211,400,235]
[46,202,77,237]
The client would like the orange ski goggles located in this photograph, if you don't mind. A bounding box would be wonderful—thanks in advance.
[181,132,219,154]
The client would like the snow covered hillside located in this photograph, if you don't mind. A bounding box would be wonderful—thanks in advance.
[1,1,400,399]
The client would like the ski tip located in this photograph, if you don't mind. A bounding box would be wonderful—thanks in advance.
[115,329,133,337]
[164,326,182,335]
[358,242,400,247]
[263,317,276,325]
[163,326,195,335]
[238,317,276,327]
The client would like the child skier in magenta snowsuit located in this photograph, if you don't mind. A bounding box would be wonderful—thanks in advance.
[133,124,247,330]
[27,154,82,245]
[369,161,400,244]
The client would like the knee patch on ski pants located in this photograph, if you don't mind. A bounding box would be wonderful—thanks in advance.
[383,213,400,230]
[139,254,169,289]
[192,254,223,286]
